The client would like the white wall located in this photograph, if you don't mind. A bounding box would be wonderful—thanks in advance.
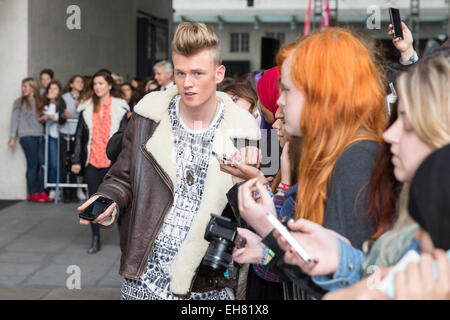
[0,0,29,199]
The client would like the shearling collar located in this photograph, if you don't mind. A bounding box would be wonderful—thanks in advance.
[132,85,261,296]
[133,85,261,141]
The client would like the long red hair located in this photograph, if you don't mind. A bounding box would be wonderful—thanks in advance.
[277,28,387,224]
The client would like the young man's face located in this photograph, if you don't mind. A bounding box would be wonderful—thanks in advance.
[173,49,225,110]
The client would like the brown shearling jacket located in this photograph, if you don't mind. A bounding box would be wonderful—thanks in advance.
[95,86,261,297]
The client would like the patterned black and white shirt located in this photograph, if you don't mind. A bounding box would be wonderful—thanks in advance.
[121,95,234,300]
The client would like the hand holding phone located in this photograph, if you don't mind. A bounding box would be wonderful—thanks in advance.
[265,212,312,263]
[78,196,115,221]
[389,8,403,40]
[212,151,233,166]
[377,250,420,298]
[377,250,450,299]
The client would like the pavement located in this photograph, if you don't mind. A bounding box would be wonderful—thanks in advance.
[0,200,123,300]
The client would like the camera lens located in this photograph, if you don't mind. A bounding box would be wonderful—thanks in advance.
[202,239,233,271]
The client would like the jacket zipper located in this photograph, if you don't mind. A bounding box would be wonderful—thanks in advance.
[137,144,174,277]
[107,183,131,202]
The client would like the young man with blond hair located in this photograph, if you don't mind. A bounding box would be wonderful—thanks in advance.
[77,22,260,300]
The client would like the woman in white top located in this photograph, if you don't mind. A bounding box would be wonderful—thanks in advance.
[41,80,66,199]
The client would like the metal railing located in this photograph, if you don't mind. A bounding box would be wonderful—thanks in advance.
[43,119,87,204]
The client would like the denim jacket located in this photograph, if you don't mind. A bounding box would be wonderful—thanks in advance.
[311,234,422,291]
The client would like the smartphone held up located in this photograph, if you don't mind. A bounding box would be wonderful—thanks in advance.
[389,7,403,40]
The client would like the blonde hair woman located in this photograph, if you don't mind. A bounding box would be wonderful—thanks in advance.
[8,78,52,202]
[364,54,450,268]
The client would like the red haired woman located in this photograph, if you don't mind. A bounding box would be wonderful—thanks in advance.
[235,28,387,299]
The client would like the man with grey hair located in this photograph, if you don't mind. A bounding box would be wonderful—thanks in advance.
[153,60,174,91]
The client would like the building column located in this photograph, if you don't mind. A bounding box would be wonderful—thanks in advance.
[0,0,29,199]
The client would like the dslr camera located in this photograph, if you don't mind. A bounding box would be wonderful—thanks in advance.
[202,214,239,271]
[201,182,248,272]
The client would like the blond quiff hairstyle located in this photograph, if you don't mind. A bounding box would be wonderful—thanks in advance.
[172,22,221,66]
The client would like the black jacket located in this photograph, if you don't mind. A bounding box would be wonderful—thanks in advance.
[106,113,130,164]
[57,98,68,126]
[72,97,129,167]
[73,111,89,166]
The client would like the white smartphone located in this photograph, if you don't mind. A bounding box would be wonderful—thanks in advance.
[389,82,398,98]
[377,250,450,298]
[265,212,312,263]
[376,250,420,298]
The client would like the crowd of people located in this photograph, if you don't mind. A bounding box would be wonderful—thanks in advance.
[8,20,449,300]
[8,62,174,253]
